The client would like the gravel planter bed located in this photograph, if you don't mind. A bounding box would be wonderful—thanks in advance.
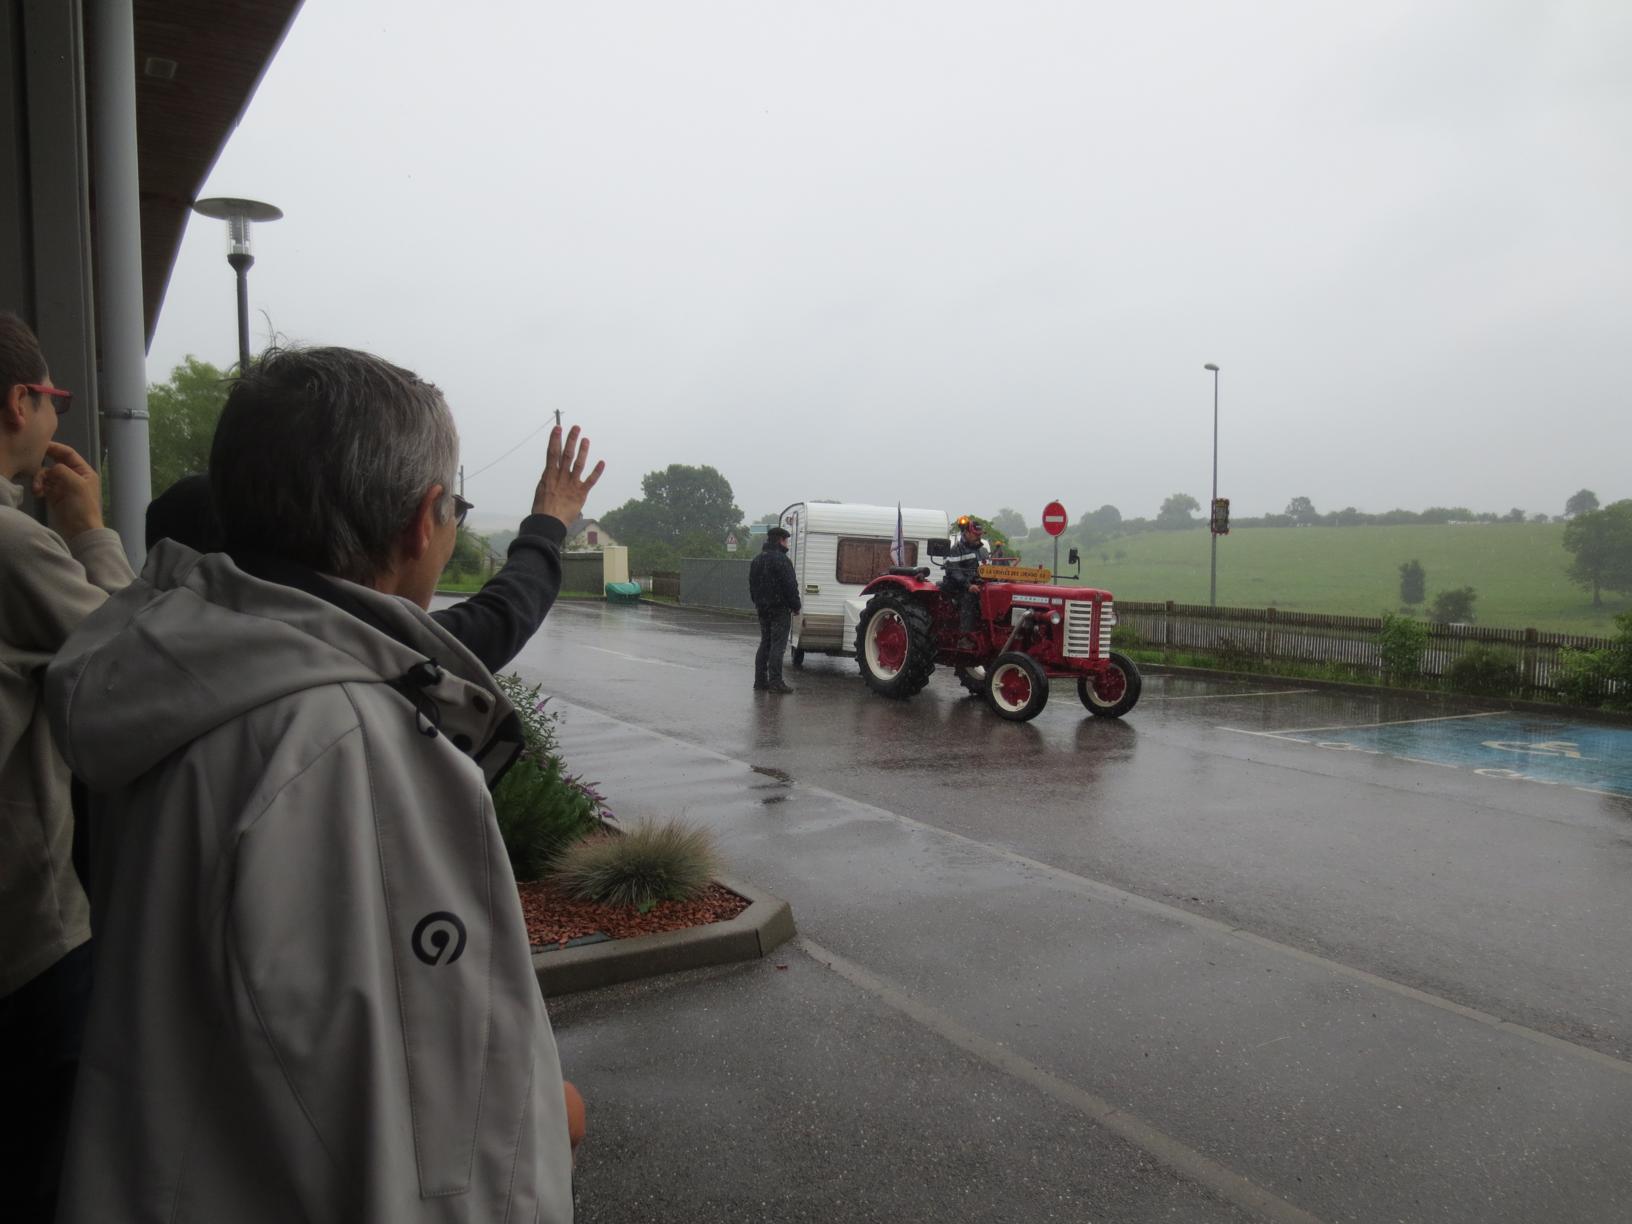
[519,878,749,949]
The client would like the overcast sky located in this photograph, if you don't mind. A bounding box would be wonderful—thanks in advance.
[148,0,1632,531]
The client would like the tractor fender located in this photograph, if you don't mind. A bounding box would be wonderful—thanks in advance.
[859,573,939,597]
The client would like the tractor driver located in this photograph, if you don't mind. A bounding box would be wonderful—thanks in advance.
[941,515,991,636]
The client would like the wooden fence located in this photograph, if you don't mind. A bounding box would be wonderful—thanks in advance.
[1113,601,1618,698]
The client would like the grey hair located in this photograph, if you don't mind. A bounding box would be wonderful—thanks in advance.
[210,345,459,582]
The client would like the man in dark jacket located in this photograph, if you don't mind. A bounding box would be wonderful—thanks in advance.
[941,515,991,634]
[749,525,801,693]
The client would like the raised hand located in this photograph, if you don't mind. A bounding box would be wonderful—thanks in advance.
[31,442,106,540]
[531,424,605,525]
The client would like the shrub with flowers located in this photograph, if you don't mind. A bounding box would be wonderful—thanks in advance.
[492,674,610,881]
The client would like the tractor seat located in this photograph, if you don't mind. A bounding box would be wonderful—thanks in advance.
[886,566,931,579]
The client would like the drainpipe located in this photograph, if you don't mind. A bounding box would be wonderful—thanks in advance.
[87,0,151,567]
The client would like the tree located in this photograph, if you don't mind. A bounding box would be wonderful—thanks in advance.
[990,507,1027,537]
[1398,559,1425,607]
[600,463,742,550]
[756,512,782,527]
[1430,586,1477,623]
[1156,493,1200,529]
[148,356,230,496]
[1565,489,1599,518]
[1285,496,1317,525]
[1563,500,1632,606]
[443,527,491,579]
[1503,507,1527,523]
[1080,504,1122,535]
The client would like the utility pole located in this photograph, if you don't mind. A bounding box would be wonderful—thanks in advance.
[458,464,464,498]
[1204,363,1221,607]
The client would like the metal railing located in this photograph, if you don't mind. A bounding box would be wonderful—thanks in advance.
[1113,601,1619,698]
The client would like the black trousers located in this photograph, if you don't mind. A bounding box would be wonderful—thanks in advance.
[755,607,791,685]
[941,573,980,630]
[0,940,93,1224]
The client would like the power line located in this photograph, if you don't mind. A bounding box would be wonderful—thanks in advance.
[463,421,554,482]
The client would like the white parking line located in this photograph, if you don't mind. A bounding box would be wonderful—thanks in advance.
[1148,689,1315,701]
[579,645,702,670]
[1246,709,1511,736]
[1395,756,1462,769]
[802,936,1328,1224]
[1218,727,1318,742]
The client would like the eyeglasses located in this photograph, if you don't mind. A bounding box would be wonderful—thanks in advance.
[21,384,72,415]
[452,493,473,527]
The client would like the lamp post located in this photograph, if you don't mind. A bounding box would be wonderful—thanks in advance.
[1204,362,1220,607]
[192,197,282,370]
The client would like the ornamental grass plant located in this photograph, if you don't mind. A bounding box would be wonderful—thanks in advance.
[553,818,719,913]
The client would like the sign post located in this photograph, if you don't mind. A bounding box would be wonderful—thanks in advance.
[1041,500,1068,582]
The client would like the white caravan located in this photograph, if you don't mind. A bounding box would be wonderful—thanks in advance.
[775,501,950,664]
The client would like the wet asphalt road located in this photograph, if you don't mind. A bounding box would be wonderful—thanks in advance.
[467,599,1632,1222]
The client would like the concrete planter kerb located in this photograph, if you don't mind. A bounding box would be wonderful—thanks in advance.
[532,875,795,997]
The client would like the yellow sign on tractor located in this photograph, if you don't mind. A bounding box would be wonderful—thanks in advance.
[979,564,1051,582]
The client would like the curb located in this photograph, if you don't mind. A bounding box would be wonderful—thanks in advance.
[1139,661,1632,724]
[639,598,756,618]
[531,875,796,997]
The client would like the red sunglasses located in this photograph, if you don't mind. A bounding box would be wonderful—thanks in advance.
[21,384,72,415]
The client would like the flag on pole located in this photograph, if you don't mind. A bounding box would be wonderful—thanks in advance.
[890,502,906,566]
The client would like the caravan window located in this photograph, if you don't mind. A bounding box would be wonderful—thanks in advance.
[836,537,917,584]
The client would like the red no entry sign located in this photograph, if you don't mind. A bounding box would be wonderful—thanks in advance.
[1041,501,1068,537]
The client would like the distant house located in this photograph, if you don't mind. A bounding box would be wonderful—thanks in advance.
[565,517,617,551]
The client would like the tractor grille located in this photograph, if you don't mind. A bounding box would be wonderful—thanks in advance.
[1063,601,1107,659]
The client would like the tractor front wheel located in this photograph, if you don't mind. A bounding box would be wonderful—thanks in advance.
[856,592,936,699]
[1078,650,1142,718]
[985,652,1049,722]
[956,665,986,697]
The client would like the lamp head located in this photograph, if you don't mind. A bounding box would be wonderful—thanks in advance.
[1204,363,1220,372]
[193,197,283,259]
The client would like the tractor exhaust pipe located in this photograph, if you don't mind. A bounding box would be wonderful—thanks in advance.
[998,609,1035,656]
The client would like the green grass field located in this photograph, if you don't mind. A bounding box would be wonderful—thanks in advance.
[1040,523,1628,638]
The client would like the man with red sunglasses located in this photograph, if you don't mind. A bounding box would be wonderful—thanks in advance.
[0,311,133,1223]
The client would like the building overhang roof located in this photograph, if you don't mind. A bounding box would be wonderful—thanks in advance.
[98,1,304,343]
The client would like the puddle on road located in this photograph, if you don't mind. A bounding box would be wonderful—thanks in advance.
[751,763,793,805]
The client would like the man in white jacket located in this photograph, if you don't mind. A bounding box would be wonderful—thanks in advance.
[47,346,596,1223]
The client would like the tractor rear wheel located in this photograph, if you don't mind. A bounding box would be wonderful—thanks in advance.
[856,592,936,699]
[1079,650,1142,718]
[985,652,1049,722]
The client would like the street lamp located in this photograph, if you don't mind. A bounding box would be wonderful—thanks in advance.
[192,197,282,370]
[1204,362,1220,607]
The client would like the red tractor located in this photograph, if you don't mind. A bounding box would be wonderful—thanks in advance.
[853,550,1141,722]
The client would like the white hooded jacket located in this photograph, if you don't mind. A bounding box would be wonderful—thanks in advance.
[45,541,573,1224]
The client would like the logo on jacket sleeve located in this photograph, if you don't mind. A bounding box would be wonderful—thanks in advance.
[411,911,468,966]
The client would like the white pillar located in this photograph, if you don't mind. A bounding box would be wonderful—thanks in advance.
[88,0,152,566]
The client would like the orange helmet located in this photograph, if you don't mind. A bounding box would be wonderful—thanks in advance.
[956,515,984,536]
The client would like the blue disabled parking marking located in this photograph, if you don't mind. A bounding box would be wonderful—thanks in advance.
[1224,712,1632,799]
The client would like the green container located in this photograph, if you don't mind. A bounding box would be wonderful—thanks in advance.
[605,581,642,604]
